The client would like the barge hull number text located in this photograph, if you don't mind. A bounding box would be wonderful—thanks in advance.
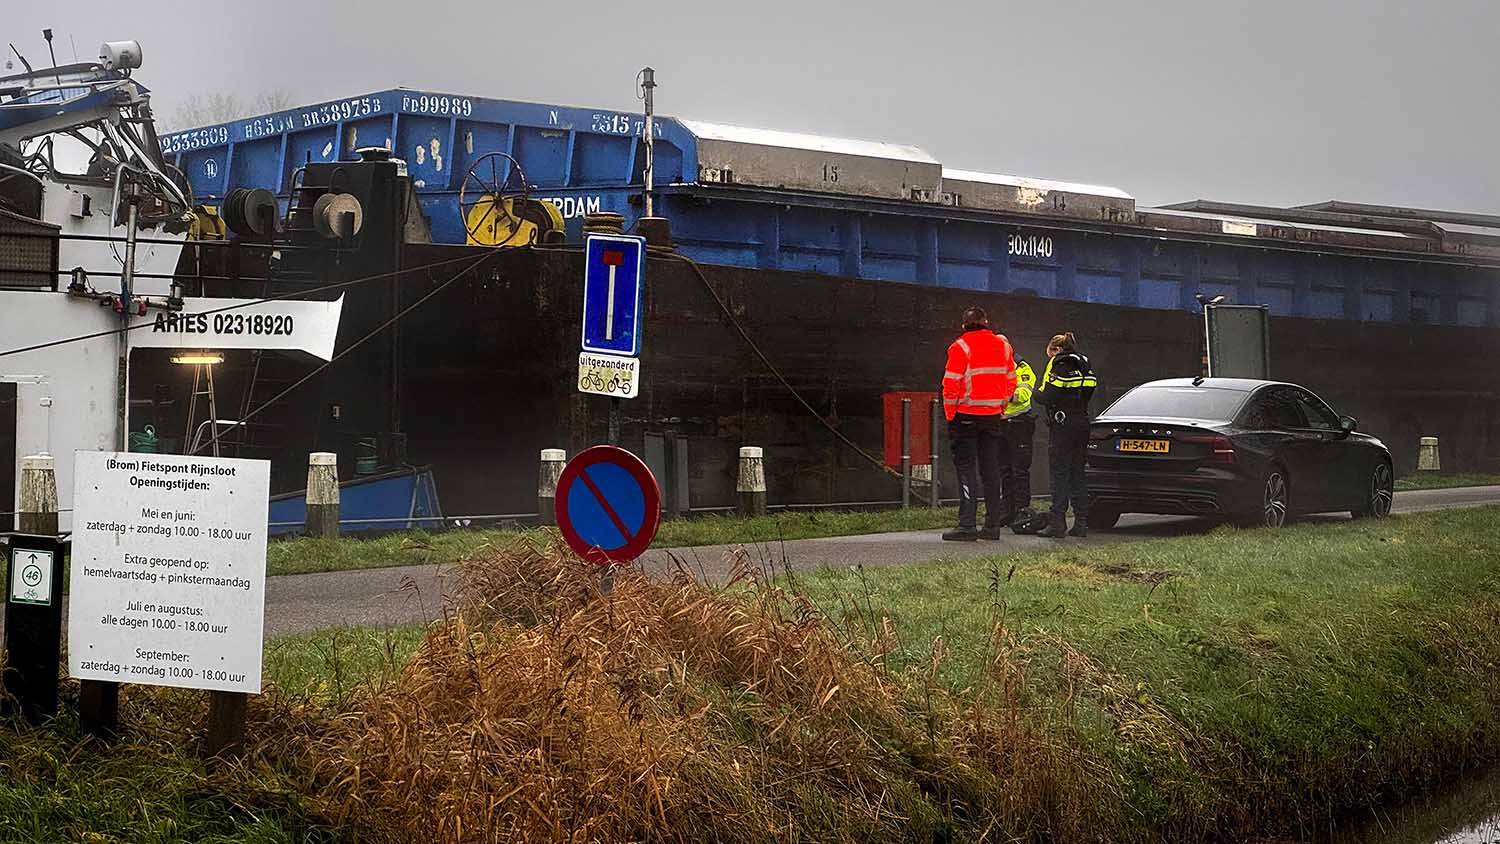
[1009,233,1054,259]
[152,312,295,336]
[403,95,473,116]
[160,126,230,154]
[588,113,664,137]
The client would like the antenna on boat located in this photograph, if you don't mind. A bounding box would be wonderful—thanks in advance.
[42,29,60,85]
[8,43,34,75]
[638,66,656,218]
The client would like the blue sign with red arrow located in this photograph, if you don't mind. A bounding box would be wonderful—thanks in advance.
[581,233,646,357]
[555,446,662,565]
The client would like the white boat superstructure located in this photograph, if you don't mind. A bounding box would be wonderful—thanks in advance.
[1,40,198,530]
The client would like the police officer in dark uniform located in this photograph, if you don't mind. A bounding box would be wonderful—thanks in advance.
[1037,332,1099,538]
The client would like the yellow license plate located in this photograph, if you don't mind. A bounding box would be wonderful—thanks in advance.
[1118,439,1171,454]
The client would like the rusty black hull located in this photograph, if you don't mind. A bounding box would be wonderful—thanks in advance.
[131,244,1500,518]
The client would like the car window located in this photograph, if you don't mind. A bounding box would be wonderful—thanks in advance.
[1100,386,1248,421]
[1295,391,1340,431]
[1242,388,1305,430]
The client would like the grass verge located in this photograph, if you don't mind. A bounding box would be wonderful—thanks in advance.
[1395,472,1500,491]
[0,628,422,843]
[794,506,1500,838]
[8,507,1500,842]
[260,507,1500,841]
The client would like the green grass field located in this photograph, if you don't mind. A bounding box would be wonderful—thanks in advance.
[787,506,1500,837]
[9,506,1500,842]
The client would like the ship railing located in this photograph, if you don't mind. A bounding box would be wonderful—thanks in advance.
[0,227,356,292]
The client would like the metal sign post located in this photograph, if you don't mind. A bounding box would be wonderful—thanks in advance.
[640,67,657,218]
[2,533,65,724]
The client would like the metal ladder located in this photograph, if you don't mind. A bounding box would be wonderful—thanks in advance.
[183,363,224,457]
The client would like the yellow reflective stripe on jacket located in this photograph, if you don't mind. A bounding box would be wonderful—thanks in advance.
[1039,357,1095,391]
[1047,374,1097,388]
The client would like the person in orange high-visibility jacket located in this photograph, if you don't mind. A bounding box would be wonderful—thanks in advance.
[940,306,1019,541]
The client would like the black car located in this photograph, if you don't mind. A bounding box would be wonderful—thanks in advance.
[1085,378,1393,529]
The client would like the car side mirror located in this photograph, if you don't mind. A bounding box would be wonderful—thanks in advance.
[1338,415,1357,434]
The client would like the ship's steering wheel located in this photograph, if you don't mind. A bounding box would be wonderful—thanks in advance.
[458,152,532,247]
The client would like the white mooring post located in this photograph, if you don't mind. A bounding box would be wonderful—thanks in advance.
[737,447,767,516]
[539,449,567,525]
[306,452,340,538]
[1417,437,1441,472]
[18,454,58,536]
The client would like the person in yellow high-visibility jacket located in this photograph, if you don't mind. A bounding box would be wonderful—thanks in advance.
[1000,357,1036,526]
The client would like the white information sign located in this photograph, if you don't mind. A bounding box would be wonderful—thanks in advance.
[9,548,53,606]
[577,351,640,398]
[129,295,345,361]
[69,451,270,694]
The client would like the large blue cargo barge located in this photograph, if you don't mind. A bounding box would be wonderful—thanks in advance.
[159,88,1500,328]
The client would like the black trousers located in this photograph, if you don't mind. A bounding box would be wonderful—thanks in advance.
[949,413,1009,530]
[1048,419,1090,524]
[1002,414,1035,517]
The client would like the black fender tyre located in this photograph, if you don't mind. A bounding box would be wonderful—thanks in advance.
[1351,460,1394,520]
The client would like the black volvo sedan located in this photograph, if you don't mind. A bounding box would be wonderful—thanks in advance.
[1085,378,1394,529]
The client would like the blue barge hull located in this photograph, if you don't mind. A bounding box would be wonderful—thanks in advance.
[160,89,1500,327]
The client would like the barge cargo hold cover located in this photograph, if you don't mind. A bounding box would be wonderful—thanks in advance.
[134,89,1500,518]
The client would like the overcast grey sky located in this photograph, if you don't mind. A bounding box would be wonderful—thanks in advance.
[9,0,1496,210]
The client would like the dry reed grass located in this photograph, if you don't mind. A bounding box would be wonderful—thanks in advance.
[253,538,1116,843]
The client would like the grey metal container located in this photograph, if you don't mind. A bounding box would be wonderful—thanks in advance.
[682,119,943,202]
[941,168,1136,224]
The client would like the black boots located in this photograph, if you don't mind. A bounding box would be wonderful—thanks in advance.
[1041,517,1087,539]
[943,528,979,542]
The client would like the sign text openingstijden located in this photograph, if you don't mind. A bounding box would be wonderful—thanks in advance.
[69,452,270,694]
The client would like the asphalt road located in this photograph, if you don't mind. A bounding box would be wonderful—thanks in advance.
[257,485,1500,638]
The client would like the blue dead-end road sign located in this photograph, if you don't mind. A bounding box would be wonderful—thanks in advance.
[555,446,662,565]
[581,233,646,357]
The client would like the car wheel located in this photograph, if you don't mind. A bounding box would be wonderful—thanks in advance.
[1087,506,1122,530]
[1239,467,1290,528]
[1352,460,1394,519]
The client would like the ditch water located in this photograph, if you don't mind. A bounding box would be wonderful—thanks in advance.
[1334,769,1500,844]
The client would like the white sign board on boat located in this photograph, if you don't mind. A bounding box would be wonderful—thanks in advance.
[129,295,345,361]
[68,451,270,694]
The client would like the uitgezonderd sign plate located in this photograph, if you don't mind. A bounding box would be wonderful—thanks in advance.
[577,351,640,399]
